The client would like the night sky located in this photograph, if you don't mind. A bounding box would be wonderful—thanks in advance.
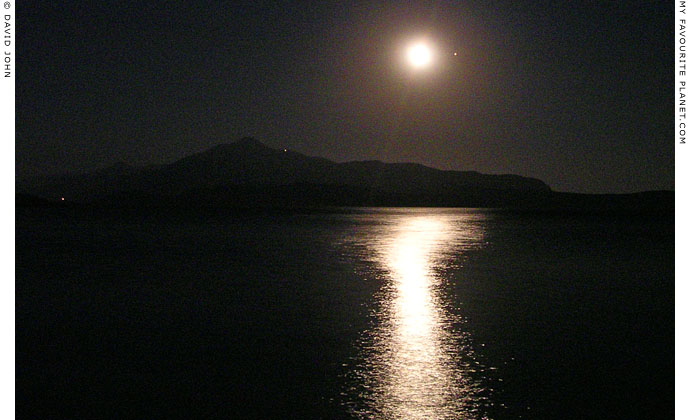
[17,1,672,193]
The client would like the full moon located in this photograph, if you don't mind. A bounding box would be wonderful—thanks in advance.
[407,42,432,68]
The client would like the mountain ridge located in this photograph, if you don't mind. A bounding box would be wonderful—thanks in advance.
[17,137,672,212]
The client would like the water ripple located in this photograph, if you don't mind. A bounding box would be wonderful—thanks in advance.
[340,210,493,420]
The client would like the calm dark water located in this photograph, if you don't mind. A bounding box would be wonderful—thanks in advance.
[16,207,673,419]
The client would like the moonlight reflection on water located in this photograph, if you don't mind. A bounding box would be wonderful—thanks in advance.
[344,211,492,420]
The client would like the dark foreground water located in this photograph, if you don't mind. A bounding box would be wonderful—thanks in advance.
[16,208,673,419]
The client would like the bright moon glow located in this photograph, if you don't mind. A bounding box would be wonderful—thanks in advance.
[407,43,432,68]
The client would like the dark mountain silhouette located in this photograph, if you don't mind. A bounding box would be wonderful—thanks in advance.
[16,137,672,212]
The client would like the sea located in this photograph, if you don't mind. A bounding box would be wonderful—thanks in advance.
[16,207,674,419]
